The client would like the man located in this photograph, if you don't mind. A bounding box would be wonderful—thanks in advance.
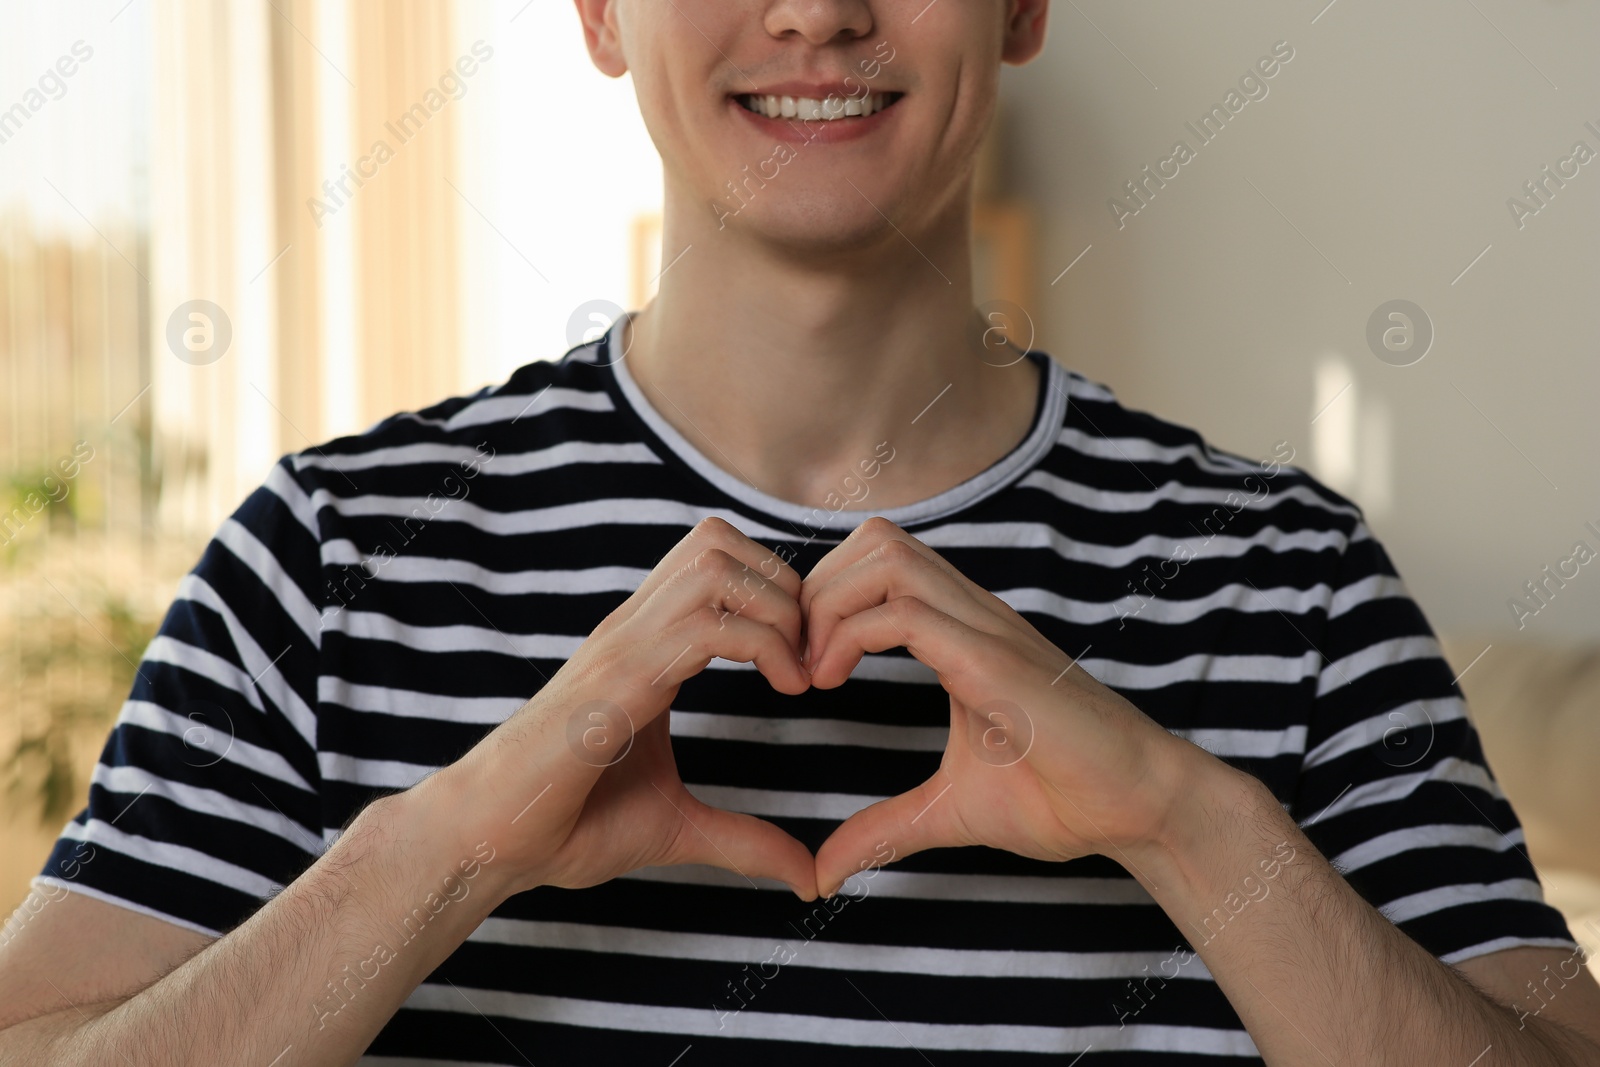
[2,1,1596,1062]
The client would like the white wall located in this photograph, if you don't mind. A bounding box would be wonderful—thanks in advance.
[1001,0,1600,640]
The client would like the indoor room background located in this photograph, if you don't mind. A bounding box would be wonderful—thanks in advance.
[2,0,1596,967]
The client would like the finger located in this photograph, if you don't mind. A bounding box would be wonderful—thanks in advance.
[593,517,802,640]
[802,536,990,669]
[643,609,811,697]
[813,774,964,898]
[801,517,963,615]
[635,546,805,655]
[808,593,995,693]
[660,517,803,603]
[666,793,820,901]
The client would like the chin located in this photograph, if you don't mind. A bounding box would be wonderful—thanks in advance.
[716,189,909,256]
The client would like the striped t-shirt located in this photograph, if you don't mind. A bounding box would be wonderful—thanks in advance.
[43,319,1575,1064]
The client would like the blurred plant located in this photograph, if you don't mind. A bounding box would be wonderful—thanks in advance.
[2,575,159,826]
[0,467,82,557]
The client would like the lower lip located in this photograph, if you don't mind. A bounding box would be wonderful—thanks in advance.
[729,96,901,145]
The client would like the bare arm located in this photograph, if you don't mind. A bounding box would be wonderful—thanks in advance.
[1126,763,1600,1065]
[0,775,506,1066]
[0,518,816,1066]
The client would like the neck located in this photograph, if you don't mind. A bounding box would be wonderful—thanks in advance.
[620,177,1042,513]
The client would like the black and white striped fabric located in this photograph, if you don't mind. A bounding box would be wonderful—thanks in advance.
[42,319,1575,1063]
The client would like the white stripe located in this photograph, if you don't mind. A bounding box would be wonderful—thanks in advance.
[1332,823,1523,875]
[319,751,441,790]
[467,918,1208,981]
[1380,878,1548,926]
[399,983,1257,1055]
[685,782,881,821]
[390,386,614,431]
[917,521,1352,571]
[669,710,945,751]
[316,676,523,724]
[1055,425,1261,475]
[306,491,801,544]
[1318,635,1443,696]
[320,543,648,595]
[1020,468,1358,520]
[1308,757,1505,826]
[830,653,938,684]
[1442,935,1581,967]
[215,517,321,644]
[176,575,318,746]
[115,700,315,792]
[324,611,928,684]
[1328,572,1411,620]
[262,462,320,538]
[1062,371,1117,404]
[1000,581,1334,629]
[1301,697,1467,769]
[56,818,279,900]
[142,635,263,713]
[295,439,659,476]
[1080,650,1322,691]
[91,764,319,854]
[1169,725,1307,759]
[671,711,1303,763]
[336,609,584,660]
[619,864,1157,906]
[446,387,615,428]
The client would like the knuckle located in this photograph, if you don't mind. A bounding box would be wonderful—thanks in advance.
[855,515,901,542]
[692,515,736,542]
[692,547,742,581]
[878,537,920,563]
[885,593,925,619]
[685,604,730,640]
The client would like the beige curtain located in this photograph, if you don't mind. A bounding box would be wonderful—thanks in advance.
[146,0,466,533]
[347,0,462,431]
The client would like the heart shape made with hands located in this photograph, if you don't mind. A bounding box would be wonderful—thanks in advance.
[654,517,1183,902]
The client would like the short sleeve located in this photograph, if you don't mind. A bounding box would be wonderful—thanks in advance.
[1291,520,1578,965]
[38,458,326,938]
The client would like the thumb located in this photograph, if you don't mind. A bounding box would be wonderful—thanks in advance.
[814,773,960,898]
[665,792,820,902]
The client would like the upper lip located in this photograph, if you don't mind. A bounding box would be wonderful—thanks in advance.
[730,81,900,99]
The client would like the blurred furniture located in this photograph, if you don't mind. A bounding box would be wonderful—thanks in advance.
[1442,635,1600,970]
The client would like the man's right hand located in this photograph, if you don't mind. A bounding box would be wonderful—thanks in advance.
[442,516,819,901]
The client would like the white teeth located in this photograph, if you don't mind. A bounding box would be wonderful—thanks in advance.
[744,92,897,120]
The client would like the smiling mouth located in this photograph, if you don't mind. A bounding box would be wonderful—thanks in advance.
[735,92,905,121]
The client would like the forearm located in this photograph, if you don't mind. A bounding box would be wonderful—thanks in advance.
[3,771,515,1066]
[1125,759,1599,1065]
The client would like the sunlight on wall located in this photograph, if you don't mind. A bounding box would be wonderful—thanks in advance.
[1310,356,1392,522]
[1311,359,1356,494]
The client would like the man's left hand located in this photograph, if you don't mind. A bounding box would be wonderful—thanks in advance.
[801,517,1214,897]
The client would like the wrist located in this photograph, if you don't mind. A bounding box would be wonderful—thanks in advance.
[1121,738,1291,898]
[371,766,525,913]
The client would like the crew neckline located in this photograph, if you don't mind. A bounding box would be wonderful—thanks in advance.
[590,312,1068,536]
